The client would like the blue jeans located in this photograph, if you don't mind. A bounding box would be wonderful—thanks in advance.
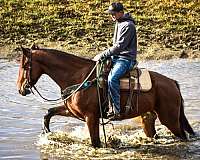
[108,57,136,114]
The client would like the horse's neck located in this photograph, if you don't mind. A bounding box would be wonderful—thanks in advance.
[36,51,94,90]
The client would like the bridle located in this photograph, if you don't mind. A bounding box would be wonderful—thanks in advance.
[21,50,107,144]
[21,49,101,104]
[22,50,61,102]
[22,50,33,89]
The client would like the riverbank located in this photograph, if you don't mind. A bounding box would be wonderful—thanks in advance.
[0,0,199,60]
[1,42,199,61]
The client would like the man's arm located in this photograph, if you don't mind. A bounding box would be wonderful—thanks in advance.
[102,23,134,57]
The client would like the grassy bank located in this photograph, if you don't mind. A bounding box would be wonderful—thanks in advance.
[0,0,199,60]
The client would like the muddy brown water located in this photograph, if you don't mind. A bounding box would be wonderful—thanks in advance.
[0,59,199,159]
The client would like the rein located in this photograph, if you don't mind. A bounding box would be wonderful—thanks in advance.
[24,50,61,102]
[24,50,108,147]
[61,61,99,101]
[24,50,100,104]
[32,85,61,102]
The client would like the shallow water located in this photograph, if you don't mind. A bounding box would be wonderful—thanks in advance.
[0,59,199,159]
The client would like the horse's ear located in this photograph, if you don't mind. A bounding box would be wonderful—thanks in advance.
[31,43,40,50]
[21,46,31,58]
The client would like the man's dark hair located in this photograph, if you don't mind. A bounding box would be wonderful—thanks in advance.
[107,2,124,14]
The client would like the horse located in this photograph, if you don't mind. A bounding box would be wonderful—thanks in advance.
[17,45,195,147]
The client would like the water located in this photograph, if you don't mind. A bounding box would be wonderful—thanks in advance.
[0,59,199,159]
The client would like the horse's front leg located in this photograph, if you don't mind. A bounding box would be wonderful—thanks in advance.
[86,114,101,148]
[43,105,72,133]
[141,111,157,138]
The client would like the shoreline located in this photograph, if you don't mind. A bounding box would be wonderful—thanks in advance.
[1,42,199,61]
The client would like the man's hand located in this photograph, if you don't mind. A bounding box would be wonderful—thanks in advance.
[93,52,107,61]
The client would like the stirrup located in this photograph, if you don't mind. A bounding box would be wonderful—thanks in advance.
[124,105,133,114]
[108,113,121,121]
[107,111,115,118]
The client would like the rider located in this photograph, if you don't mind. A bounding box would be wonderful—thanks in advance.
[94,2,138,120]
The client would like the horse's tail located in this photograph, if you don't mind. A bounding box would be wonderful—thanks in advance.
[175,81,195,135]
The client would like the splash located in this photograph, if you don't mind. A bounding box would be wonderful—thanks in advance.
[36,122,200,159]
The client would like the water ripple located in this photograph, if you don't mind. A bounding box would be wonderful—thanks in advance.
[0,59,200,159]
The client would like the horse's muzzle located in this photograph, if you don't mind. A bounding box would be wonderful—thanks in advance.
[19,83,31,96]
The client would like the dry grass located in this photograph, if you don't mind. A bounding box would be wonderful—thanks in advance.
[0,0,199,60]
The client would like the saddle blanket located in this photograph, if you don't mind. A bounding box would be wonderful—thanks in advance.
[120,68,152,92]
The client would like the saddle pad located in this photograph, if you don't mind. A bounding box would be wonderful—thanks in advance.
[120,69,152,92]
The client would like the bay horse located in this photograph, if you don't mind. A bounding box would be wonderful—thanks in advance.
[17,45,195,147]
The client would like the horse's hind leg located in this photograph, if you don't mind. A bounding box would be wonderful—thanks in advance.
[85,114,101,148]
[156,107,187,140]
[141,111,157,138]
[44,105,72,132]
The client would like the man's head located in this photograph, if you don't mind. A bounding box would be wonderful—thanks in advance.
[107,2,124,21]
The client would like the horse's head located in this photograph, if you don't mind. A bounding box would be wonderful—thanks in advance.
[17,46,43,96]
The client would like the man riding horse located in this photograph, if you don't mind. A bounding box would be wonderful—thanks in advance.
[94,2,138,120]
[17,2,195,148]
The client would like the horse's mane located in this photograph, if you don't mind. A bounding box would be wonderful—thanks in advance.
[32,46,94,64]
[31,43,94,63]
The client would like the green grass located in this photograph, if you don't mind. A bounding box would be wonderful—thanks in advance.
[0,0,199,59]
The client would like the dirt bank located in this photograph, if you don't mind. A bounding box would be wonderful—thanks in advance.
[0,0,199,60]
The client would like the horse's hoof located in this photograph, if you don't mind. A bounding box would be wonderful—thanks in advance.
[92,142,101,148]
[190,131,196,137]
[93,144,101,148]
[189,132,197,138]
[41,129,46,134]
[42,126,50,134]
[154,134,159,139]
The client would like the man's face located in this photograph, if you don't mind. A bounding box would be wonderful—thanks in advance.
[110,12,123,21]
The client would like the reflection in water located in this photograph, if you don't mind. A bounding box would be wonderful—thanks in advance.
[0,59,200,159]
